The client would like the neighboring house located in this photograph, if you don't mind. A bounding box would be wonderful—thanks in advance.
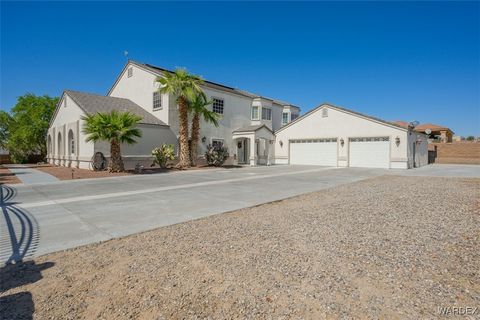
[48,60,427,170]
[393,121,454,143]
[414,123,454,143]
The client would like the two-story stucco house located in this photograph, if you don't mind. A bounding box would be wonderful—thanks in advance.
[47,60,428,170]
[47,60,300,169]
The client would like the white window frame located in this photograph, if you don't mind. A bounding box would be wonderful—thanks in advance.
[127,67,133,78]
[63,98,67,108]
[153,91,162,110]
[282,112,289,124]
[261,107,272,121]
[212,97,224,114]
[251,106,259,120]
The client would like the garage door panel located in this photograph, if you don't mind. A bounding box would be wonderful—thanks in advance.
[349,137,390,168]
[290,139,337,166]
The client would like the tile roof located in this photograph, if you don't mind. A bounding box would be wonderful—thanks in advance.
[65,90,167,126]
[414,123,452,132]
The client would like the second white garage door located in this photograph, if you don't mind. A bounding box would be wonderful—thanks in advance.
[349,137,390,168]
[289,138,337,166]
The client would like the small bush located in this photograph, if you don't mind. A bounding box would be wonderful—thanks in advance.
[152,144,175,168]
[204,144,229,166]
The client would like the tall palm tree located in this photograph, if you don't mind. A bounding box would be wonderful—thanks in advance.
[82,111,142,172]
[157,69,203,168]
[189,92,220,166]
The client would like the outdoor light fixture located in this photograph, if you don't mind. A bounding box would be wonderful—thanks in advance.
[395,136,400,146]
[340,138,344,147]
[201,136,206,143]
[279,140,283,147]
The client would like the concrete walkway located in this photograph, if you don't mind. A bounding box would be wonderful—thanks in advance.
[1,164,478,264]
[3,164,59,184]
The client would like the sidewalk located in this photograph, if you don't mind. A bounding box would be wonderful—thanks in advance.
[3,164,59,184]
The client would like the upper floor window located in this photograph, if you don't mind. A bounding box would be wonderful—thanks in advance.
[291,113,299,121]
[251,106,259,120]
[127,67,133,78]
[63,98,67,108]
[212,98,224,114]
[282,112,289,124]
[153,91,162,110]
[322,108,328,117]
[262,107,272,121]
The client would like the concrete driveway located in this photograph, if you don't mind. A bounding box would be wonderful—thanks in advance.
[1,164,479,264]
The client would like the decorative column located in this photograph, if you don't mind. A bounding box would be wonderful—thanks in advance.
[249,136,256,166]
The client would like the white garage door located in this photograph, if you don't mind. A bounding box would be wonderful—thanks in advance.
[349,137,390,168]
[289,138,337,166]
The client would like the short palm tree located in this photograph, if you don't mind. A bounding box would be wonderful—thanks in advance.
[82,111,142,172]
[189,92,220,166]
[156,68,203,168]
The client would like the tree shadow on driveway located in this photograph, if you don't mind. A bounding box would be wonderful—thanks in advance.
[0,184,54,319]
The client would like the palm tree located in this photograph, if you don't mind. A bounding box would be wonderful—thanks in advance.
[82,111,142,172]
[189,92,220,166]
[157,69,203,168]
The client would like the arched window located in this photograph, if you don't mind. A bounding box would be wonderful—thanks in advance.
[57,132,62,156]
[47,135,52,155]
[68,130,75,155]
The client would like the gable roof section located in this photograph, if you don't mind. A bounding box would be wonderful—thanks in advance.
[275,102,408,134]
[233,124,274,134]
[108,60,299,110]
[61,90,167,126]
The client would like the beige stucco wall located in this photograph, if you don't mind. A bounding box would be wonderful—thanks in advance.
[109,62,299,161]
[93,124,178,170]
[274,105,415,169]
[48,94,94,169]
[109,64,170,125]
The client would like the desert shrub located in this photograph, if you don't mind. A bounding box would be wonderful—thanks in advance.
[152,144,175,168]
[204,144,229,166]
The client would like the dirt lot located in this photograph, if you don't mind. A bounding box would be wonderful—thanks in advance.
[0,166,21,184]
[32,163,230,181]
[1,176,479,319]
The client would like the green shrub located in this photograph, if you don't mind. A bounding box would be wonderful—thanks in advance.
[204,144,229,166]
[152,144,176,168]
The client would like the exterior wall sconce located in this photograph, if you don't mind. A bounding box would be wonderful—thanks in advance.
[279,140,283,147]
[201,136,206,143]
[340,138,344,147]
[395,136,400,146]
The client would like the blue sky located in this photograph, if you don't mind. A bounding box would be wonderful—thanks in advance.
[1,1,479,135]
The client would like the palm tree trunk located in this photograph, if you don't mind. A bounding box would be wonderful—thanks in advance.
[190,112,200,166]
[109,139,124,172]
[177,97,190,168]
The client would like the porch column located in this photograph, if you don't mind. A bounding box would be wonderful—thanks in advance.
[249,137,256,166]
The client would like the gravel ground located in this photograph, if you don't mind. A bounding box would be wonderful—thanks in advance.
[1,175,479,319]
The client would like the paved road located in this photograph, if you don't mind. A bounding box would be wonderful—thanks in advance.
[1,164,478,264]
[3,164,59,184]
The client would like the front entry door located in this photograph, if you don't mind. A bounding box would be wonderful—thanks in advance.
[237,139,249,164]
